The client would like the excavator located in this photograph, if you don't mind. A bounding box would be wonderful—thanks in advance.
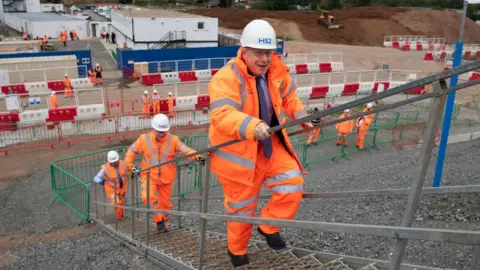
[317,10,344,29]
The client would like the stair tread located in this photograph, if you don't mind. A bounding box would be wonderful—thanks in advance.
[276,254,324,269]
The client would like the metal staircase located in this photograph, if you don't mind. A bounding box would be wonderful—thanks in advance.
[150,31,186,50]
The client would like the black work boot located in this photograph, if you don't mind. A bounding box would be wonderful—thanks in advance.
[156,219,168,233]
[228,250,249,268]
[257,228,286,250]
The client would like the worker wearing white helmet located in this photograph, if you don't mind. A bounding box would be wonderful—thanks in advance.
[336,108,354,146]
[94,63,103,86]
[151,89,161,115]
[356,103,375,149]
[93,150,129,220]
[141,90,151,119]
[207,19,313,267]
[49,90,59,109]
[125,114,204,232]
[63,73,73,98]
[167,92,174,118]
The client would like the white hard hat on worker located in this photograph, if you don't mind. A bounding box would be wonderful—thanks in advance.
[107,150,120,166]
[240,19,277,76]
[151,113,170,140]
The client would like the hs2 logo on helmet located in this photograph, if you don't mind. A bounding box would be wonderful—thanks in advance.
[258,38,272,44]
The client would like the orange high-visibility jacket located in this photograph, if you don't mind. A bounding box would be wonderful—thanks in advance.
[101,161,129,189]
[207,48,308,186]
[336,113,354,134]
[49,95,59,108]
[167,96,174,110]
[124,132,197,184]
[63,78,72,89]
[142,95,150,105]
[356,108,374,135]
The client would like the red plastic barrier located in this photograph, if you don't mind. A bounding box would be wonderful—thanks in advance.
[46,107,78,122]
[416,44,423,51]
[392,41,399,48]
[469,72,480,81]
[424,52,433,61]
[319,63,332,73]
[439,52,446,60]
[402,44,411,51]
[1,84,28,95]
[48,81,65,91]
[295,64,308,74]
[211,69,219,76]
[0,112,20,131]
[477,51,480,57]
[159,98,176,112]
[464,51,471,57]
[441,44,446,50]
[310,86,329,99]
[195,95,210,110]
[428,43,434,51]
[341,83,360,96]
[372,82,390,94]
[141,74,164,86]
[404,86,425,95]
[178,71,197,82]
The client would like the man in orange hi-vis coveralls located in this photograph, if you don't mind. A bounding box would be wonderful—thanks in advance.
[336,109,354,146]
[141,90,151,119]
[94,151,129,220]
[167,92,175,118]
[125,114,204,232]
[88,67,95,84]
[49,91,59,109]
[63,74,73,97]
[306,107,324,146]
[208,19,313,267]
[356,103,374,149]
[151,90,161,115]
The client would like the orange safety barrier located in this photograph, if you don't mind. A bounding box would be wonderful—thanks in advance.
[392,122,440,150]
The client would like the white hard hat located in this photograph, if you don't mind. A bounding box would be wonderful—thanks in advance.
[51,91,56,95]
[144,90,148,94]
[96,63,99,66]
[240,19,277,50]
[367,103,373,108]
[107,150,119,163]
[344,109,350,113]
[153,90,158,94]
[151,114,170,132]
[168,92,172,96]
[64,73,68,77]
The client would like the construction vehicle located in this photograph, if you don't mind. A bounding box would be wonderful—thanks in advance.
[318,10,344,29]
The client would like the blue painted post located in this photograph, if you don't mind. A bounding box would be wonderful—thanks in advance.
[432,0,468,187]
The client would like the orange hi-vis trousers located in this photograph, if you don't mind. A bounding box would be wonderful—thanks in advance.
[140,176,173,226]
[218,135,304,255]
[307,128,320,145]
[336,133,349,146]
[104,183,128,220]
[142,104,150,118]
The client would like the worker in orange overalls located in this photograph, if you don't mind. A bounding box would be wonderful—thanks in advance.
[141,90,151,119]
[125,114,204,232]
[94,63,103,85]
[100,29,105,39]
[60,33,67,47]
[336,109,354,146]
[43,34,48,44]
[208,19,313,267]
[22,32,27,40]
[63,74,73,97]
[356,103,374,149]
[39,39,44,51]
[93,151,129,220]
[151,89,160,115]
[72,29,78,40]
[49,91,59,109]
[306,107,324,146]
[167,92,174,118]
[88,67,95,84]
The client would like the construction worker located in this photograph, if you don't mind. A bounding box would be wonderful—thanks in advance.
[306,108,324,146]
[49,91,59,109]
[93,150,129,220]
[88,67,95,84]
[72,29,78,40]
[43,34,48,44]
[22,32,27,40]
[39,39,44,51]
[167,92,174,118]
[125,114,204,232]
[63,74,73,97]
[95,63,103,85]
[336,109,354,146]
[151,89,160,115]
[208,19,313,267]
[60,33,67,47]
[141,90,151,119]
[356,103,374,149]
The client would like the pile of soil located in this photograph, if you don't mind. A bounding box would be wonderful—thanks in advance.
[184,7,480,46]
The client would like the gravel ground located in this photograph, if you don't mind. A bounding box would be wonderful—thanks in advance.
[178,139,480,269]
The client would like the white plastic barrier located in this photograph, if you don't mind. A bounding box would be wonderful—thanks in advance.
[287,64,297,75]
[25,82,49,95]
[327,84,344,97]
[307,63,320,74]
[331,62,344,72]
[195,70,212,81]
[384,41,393,47]
[389,81,406,89]
[175,95,197,111]
[358,82,374,95]
[71,78,93,89]
[295,86,313,99]
[162,72,181,83]
[75,104,105,120]
[18,109,49,125]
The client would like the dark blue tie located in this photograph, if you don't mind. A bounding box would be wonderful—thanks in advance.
[115,167,124,188]
[256,76,273,158]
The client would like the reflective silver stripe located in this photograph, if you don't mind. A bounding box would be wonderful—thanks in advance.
[284,80,297,99]
[239,115,254,140]
[264,169,302,186]
[294,109,308,119]
[214,149,254,169]
[228,63,246,111]
[278,109,287,123]
[129,144,137,153]
[210,98,240,110]
[228,196,257,209]
[145,134,158,165]
[225,208,255,217]
[270,184,304,193]
[160,134,173,162]
[178,143,193,155]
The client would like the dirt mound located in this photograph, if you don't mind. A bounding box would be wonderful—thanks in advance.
[261,17,304,41]
[184,7,480,46]
[391,9,480,44]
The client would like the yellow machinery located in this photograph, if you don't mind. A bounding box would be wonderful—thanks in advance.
[318,10,344,29]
